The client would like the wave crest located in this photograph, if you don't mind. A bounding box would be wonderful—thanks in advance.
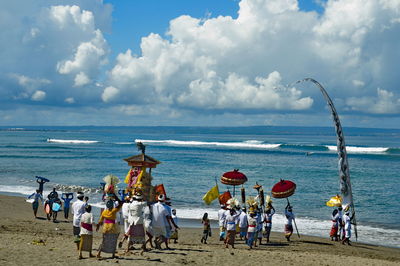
[47,138,99,144]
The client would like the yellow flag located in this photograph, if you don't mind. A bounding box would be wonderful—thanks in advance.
[202,185,219,205]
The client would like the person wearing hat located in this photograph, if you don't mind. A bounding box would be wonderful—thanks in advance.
[71,192,87,250]
[341,204,353,245]
[246,209,257,249]
[151,194,172,249]
[125,191,148,254]
[263,204,275,243]
[284,203,295,242]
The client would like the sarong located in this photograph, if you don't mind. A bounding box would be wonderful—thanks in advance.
[240,227,247,238]
[263,226,272,238]
[79,234,93,252]
[100,233,119,253]
[246,232,255,247]
[285,224,293,236]
[153,226,166,238]
[226,230,236,245]
[128,224,145,244]
[330,225,338,237]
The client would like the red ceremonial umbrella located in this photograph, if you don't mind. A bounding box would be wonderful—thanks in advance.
[221,169,247,197]
[271,179,300,238]
[271,179,296,198]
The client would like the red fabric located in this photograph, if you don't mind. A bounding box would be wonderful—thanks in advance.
[81,222,93,231]
[154,184,167,198]
[271,180,296,198]
[218,191,232,205]
[104,219,116,224]
[221,169,247,185]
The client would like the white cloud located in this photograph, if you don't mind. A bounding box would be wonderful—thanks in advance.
[31,90,46,101]
[346,88,400,114]
[102,86,119,102]
[65,97,75,104]
[74,72,90,87]
[2,0,400,127]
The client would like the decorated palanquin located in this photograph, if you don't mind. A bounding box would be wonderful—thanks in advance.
[123,147,161,202]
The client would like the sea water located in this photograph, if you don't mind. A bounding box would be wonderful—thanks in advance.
[0,126,399,248]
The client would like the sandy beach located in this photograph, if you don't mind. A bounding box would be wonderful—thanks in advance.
[0,194,399,266]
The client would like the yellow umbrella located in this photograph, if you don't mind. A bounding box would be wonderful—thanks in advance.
[326,195,342,207]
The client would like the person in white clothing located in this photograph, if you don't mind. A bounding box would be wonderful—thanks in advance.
[284,203,295,242]
[151,194,172,249]
[118,196,131,248]
[79,205,94,259]
[126,192,148,253]
[342,204,353,245]
[263,204,275,243]
[224,208,241,249]
[71,192,87,249]
[218,205,227,241]
[238,208,248,241]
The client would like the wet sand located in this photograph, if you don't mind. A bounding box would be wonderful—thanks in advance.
[0,194,399,265]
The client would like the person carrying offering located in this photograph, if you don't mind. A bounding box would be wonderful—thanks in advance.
[96,193,123,259]
[284,203,295,242]
[263,204,275,243]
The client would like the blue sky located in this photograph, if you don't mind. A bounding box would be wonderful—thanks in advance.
[1,0,400,128]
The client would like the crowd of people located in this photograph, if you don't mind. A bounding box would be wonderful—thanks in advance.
[27,183,353,259]
[215,200,294,250]
[329,204,354,245]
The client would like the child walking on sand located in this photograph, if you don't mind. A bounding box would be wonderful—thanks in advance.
[201,212,211,244]
[79,205,95,259]
[169,209,179,244]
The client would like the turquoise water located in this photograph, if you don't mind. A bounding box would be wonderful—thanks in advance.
[0,126,399,247]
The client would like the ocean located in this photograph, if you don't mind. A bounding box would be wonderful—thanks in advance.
[0,126,399,248]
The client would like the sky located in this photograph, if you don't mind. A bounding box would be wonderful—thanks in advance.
[1,0,400,128]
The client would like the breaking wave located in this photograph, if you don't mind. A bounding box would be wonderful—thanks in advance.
[47,138,99,144]
[135,139,281,149]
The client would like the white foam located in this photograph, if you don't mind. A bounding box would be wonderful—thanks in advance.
[0,185,38,196]
[326,145,389,154]
[47,138,99,144]
[135,139,281,150]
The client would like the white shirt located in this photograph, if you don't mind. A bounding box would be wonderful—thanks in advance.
[264,209,275,228]
[128,200,147,225]
[239,211,248,228]
[247,216,257,233]
[151,202,169,228]
[225,210,241,231]
[71,199,86,227]
[122,202,130,219]
[80,212,93,235]
[218,209,226,227]
[284,210,295,226]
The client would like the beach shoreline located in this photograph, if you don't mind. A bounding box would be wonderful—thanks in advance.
[0,194,399,266]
